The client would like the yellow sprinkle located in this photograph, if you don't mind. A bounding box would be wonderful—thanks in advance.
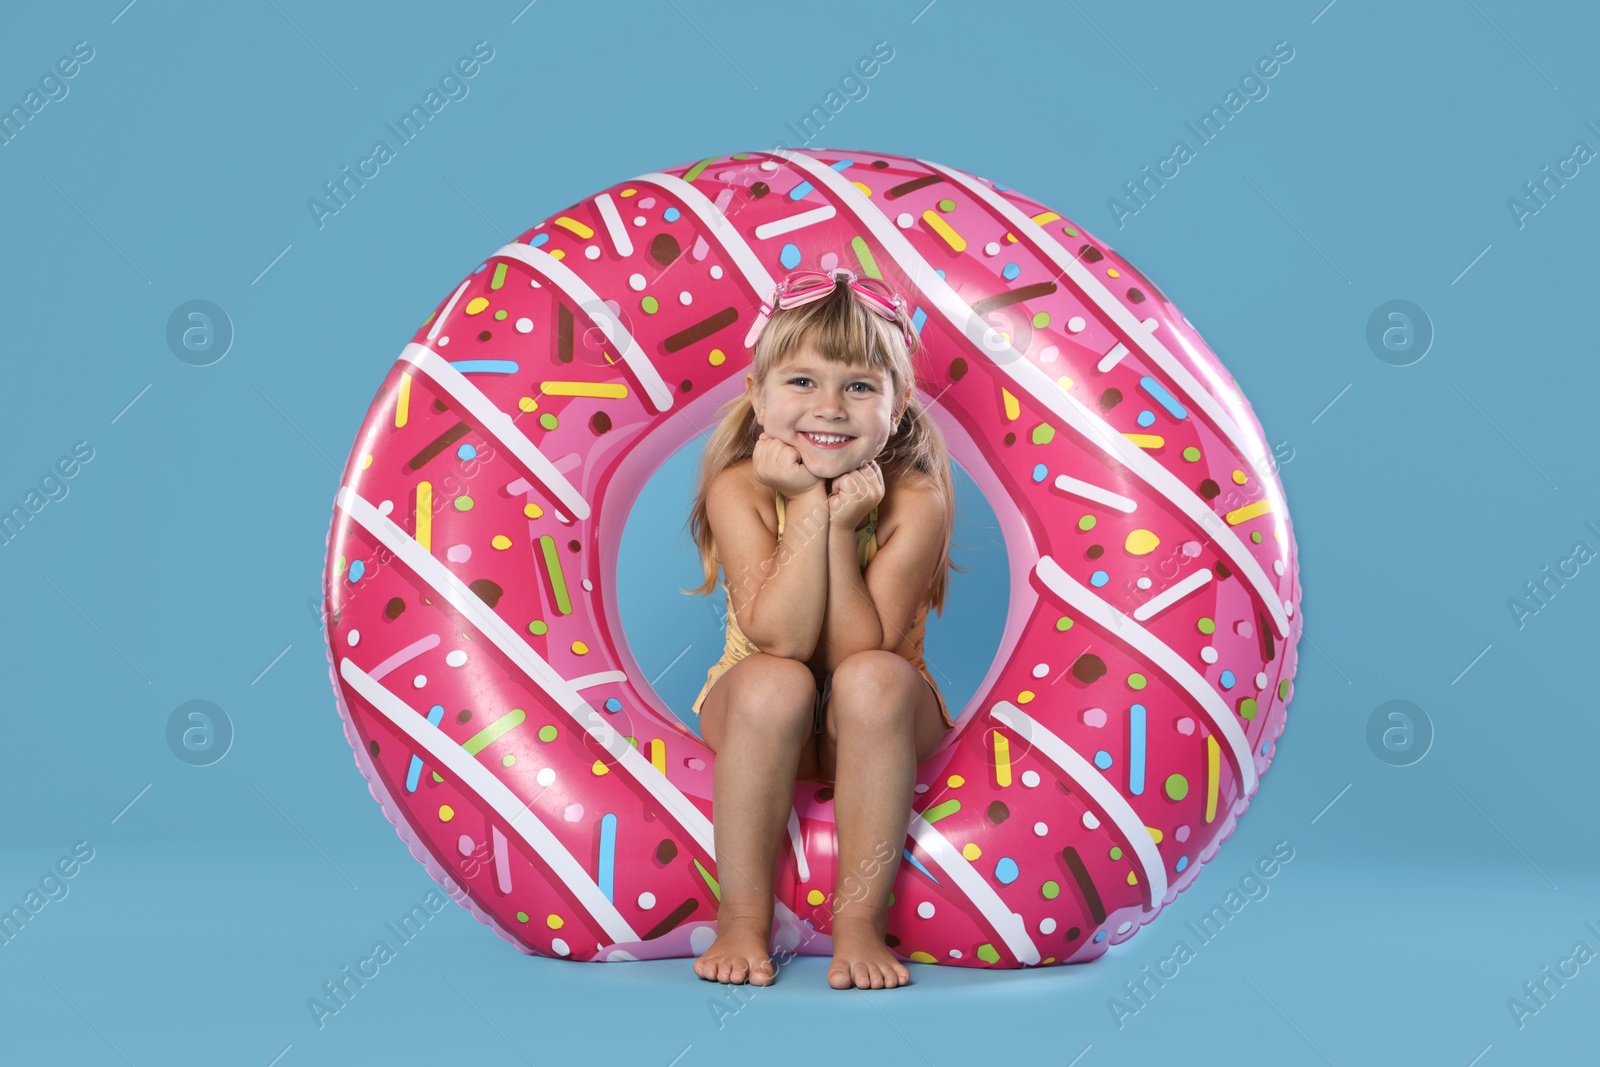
[465,297,490,315]
[492,535,513,550]
[359,453,373,469]
[591,759,609,775]
[553,216,595,239]
[396,371,412,428]
[1124,432,1165,449]
[946,774,965,788]
[1147,826,1164,844]
[850,180,872,196]
[1127,870,1139,885]
[708,349,725,366]
[1001,387,1020,421]
[539,381,629,399]
[1125,529,1160,556]
[961,842,982,861]
[920,208,967,252]
[572,640,589,655]
[909,950,938,963]
[1107,268,1121,278]
[1233,468,1249,485]
[649,738,666,775]
[807,889,826,906]
[547,914,564,930]
[1017,690,1035,704]
[1056,376,1073,391]
[549,249,565,261]
[524,503,543,519]
[993,732,1012,787]
[518,396,539,412]
[416,481,433,553]
[1031,211,1062,225]
[1225,499,1273,526]
[438,805,454,822]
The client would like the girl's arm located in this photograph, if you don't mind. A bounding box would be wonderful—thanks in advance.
[813,525,883,674]
[709,471,831,662]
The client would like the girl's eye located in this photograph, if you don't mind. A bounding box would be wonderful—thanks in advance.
[788,377,872,392]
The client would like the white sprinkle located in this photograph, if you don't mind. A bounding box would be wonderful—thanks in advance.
[638,892,656,909]
[1040,917,1057,934]
[412,674,427,689]
[1082,811,1100,830]
[710,264,723,279]
[438,336,450,347]
[377,500,394,516]
[584,245,601,260]
[1031,663,1049,679]
[1285,599,1294,618]
[446,650,468,668]
[1067,316,1086,333]
[948,948,963,959]
[1256,672,1269,689]
[983,241,1000,256]
[1200,646,1217,664]
[563,803,584,822]
[679,291,692,306]
[1039,345,1058,363]
[632,216,646,227]
[760,160,778,171]
[1033,822,1048,836]
[581,579,593,591]
[515,317,533,333]
[895,212,913,228]
[552,938,570,956]
[917,901,935,918]
[1021,770,1040,788]
[537,767,556,787]
[1274,558,1285,575]
[914,783,929,793]
[1136,577,1151,589]
[347,630,361,647]
[1117,921,1132,935]
[628,273,646,291]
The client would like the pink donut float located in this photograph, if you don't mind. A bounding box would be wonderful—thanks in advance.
[321,147,1303,968]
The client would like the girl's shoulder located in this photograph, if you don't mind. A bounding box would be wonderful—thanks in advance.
[712,459,781,537]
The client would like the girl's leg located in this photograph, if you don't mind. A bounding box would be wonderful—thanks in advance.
[820,650,947,990]
[694,652,818,985]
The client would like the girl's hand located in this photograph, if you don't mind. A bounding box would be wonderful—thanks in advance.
[751,431,822,497]
[827,460,883,529]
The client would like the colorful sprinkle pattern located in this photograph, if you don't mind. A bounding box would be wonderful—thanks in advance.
[321,148,1303,969]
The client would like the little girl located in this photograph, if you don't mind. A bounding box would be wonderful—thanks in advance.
[680,266,961,990]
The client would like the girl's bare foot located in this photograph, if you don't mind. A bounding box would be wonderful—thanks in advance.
[827,916,911,989]
[693,920,778,985]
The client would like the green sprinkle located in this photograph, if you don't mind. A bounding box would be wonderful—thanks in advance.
[1239,697,1258,721]
[1182,446,1201,462]
[1078,515,1096,532]
[1031,311,1050,328]
[921,799,961,824]
[528,620,549,636]
[1032,423,1056,445]
[1128,673,1147,690]
[1055,616,1074,631]
[1042,880,1060,899]
[537,724,557,743]
[938,198,956,212]
[1197,617,1215,635]
[641,296,659,314]
[490,262,508,290]
[454,496,474,511]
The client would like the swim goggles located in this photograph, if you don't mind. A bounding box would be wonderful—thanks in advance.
[748,267,915,350]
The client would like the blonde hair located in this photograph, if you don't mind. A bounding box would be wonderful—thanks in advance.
[681,278,965,617]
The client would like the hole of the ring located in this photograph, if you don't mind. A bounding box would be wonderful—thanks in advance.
[616,442,1007,740]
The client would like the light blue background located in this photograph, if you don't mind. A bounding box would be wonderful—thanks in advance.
[3,1,1597,1064]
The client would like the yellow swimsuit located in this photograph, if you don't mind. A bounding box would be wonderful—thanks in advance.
[690,490,952,729]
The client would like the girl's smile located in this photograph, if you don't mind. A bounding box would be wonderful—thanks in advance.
[747,344,907,479]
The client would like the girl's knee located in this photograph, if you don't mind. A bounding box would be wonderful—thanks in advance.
[725,654,817,734]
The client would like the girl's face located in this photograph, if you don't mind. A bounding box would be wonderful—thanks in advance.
[747,342,906,480]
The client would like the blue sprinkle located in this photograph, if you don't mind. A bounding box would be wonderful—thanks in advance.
[1031,463,1047,483]
[457,443,477,461]
[911,306,928,334]
[1090,570,1109,587]
[935,269,946,280]
[902,847,940,885]
[604,697,622,712]
[1137,410,1155,428]
[1175,855,1188,872]
[1138,375,1188,419]
[1094,929,1107,943]
[994,856,1019,885]
[1002,262,1020,280]
[831,159,854,173]
[1261,741,1270,755]
[530,233,550,247]
[664,207,680,222]
[406,705,446,792]
[473,263,487,274]
[994,183,1008,191]
[347,559,365,582]
[1220,670,1236,690]
[446,359,519,375]
[780,243,802,269]
[1094,749,1113,770]
[789,180,814,201]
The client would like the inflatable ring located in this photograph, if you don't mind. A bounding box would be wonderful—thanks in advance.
[321,147,1303,968]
